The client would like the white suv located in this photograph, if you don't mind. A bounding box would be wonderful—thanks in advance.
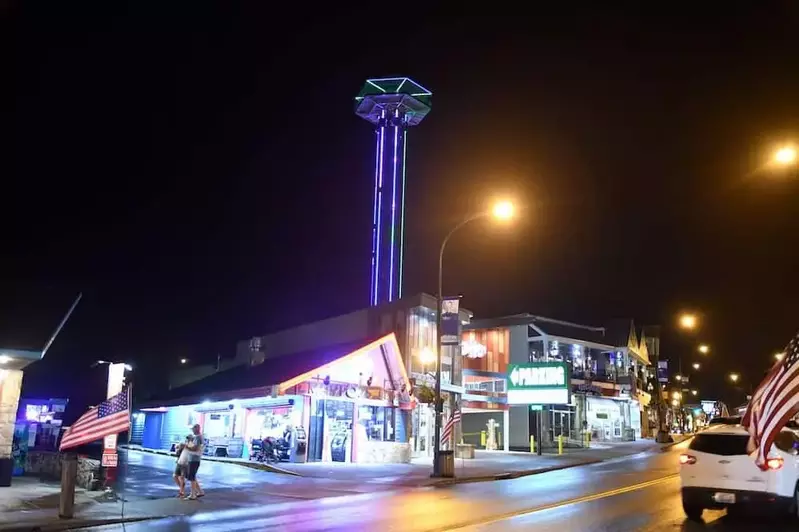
[680,423,799,520]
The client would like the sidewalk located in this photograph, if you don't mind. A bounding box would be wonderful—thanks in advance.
[274,438,663,486]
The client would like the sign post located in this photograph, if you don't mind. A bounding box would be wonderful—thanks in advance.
[103,363,126,488]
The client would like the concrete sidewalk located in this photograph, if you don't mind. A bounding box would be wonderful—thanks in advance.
[275,438,663,486]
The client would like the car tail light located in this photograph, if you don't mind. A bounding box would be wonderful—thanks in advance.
[679,454,697,465]
[766,457,784,470]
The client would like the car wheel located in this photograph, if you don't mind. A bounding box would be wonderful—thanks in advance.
[682,498,703,521]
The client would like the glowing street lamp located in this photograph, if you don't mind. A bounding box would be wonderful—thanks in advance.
[675,375,683,382]
[679,314,698,331]
[729,373,740,383]
[775,352,786,362]
[180,358,188,365]
[672,399,680,407]
[698,344,710,355]
[691,390,698,396]
[692,362,700,370]
[672,391,682,400]
[433,199,517,477]
[419,347,436,366]
[774,146,797,166]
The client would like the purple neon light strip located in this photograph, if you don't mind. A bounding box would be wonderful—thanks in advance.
[388,110,399,302]
[374,111,386,304]
[398,128,407,299]
[369,127,381,306]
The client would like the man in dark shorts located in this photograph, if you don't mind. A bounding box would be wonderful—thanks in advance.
[185,424,205,500]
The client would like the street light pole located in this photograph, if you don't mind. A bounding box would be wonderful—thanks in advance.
[432,201,515,477]
[433,213,486,477]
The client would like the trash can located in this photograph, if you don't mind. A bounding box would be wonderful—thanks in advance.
[438,450,455,478]
[0,458,12,487]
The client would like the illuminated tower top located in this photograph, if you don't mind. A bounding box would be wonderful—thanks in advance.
[355,77,432,126]
[355,77,432,306]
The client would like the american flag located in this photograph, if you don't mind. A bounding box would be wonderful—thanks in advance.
[60,387,131,451]
[440,407,462,448]
[742,332,799,470]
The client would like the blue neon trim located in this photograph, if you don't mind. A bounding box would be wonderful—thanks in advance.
[398,128,408,299]
[370,128,381,306]
[375,113,386,305]
[388,112,399,302]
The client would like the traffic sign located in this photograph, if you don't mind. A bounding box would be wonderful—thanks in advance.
[102,452,118,468]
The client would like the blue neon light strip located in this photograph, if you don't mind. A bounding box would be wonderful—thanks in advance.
[388,109,399,302]
[398,128,408,299]
[370,127,381,305]
[374,111,386,305]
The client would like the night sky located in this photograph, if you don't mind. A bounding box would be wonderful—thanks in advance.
[5,5,799,414]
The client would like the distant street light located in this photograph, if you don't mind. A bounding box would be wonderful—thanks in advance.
[691,389,698,396]
[698,344,710,355]
[675,374,683,382]
[775,352,786,362]
[672,399,680,407]
[672,391,682,399]
[692,362,701,370]
[180,358,188,364]
[679,314,698,331]
[433,199,517,477]
[729,373,740,383]
[774,146,797,166]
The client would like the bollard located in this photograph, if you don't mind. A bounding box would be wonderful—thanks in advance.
[584,431,591,448]
[480,431,486,447]
[59,453,78,519]
[530,435,535,453]
[557,434,563,455]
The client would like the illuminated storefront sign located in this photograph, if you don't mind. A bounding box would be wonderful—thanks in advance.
[461,339,487,359]
[507,362,570,405]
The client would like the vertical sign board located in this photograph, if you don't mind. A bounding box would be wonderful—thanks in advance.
[103,363,126,456]
[657,360,668,383]
[507,362,571,405]
[440,297,460,346]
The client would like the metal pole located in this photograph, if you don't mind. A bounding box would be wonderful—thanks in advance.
[431,212,491,477]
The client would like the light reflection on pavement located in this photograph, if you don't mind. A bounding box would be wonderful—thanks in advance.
[84,442,795,531]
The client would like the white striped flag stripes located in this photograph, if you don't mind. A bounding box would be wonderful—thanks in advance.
[440,407,462,448]
[742,332,799,470]
[59,387,131,451]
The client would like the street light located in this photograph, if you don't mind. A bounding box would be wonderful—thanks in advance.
[698,344,710,355]
[672,391,681,400]
[692,362,700,370]
[180,358,188,364]
[672,399,680,407]
[729,373,740,383]
[775,352,786,362]
[774,145,797,166]
[679,314,698,331]
[691,389,698,396]
[675,374,683,381]
[433,200,516,477]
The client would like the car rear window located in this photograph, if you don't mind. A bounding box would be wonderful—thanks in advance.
[689,434,750,456]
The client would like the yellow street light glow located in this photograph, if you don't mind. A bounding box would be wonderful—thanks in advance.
[692,362,700,370]
[729,373,740,383]
[698,344,710,354]
[775,352,786,361]
[672,391,681,399]
[419,347,436,365]
[672,399,680,407]
[774,146,797,166]
[492,201,514,221]
[679,314,697,330]
[675,375,682,381]
[691,390,698,396]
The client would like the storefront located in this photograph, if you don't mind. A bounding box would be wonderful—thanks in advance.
[138,333,414,464]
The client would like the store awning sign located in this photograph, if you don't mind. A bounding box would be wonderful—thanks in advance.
[507,362,570,405]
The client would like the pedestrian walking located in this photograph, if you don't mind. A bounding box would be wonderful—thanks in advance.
[185,423,205,500]
[173,437,190,498]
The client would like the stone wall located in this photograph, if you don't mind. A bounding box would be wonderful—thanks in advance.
[356,441,411,464]
[24,451,101,490]
[0,370,23,459]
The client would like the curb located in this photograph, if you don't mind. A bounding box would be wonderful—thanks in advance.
[0,515,159,532]
[121,446,300,477]
[428,458,604,487]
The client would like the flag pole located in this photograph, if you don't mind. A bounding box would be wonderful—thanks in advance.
[121,382,132,519]
[41,293,82,359]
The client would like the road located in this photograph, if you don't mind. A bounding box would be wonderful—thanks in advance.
[87,442,796,531]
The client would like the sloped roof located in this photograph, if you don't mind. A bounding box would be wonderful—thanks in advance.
[141,337,376,408]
